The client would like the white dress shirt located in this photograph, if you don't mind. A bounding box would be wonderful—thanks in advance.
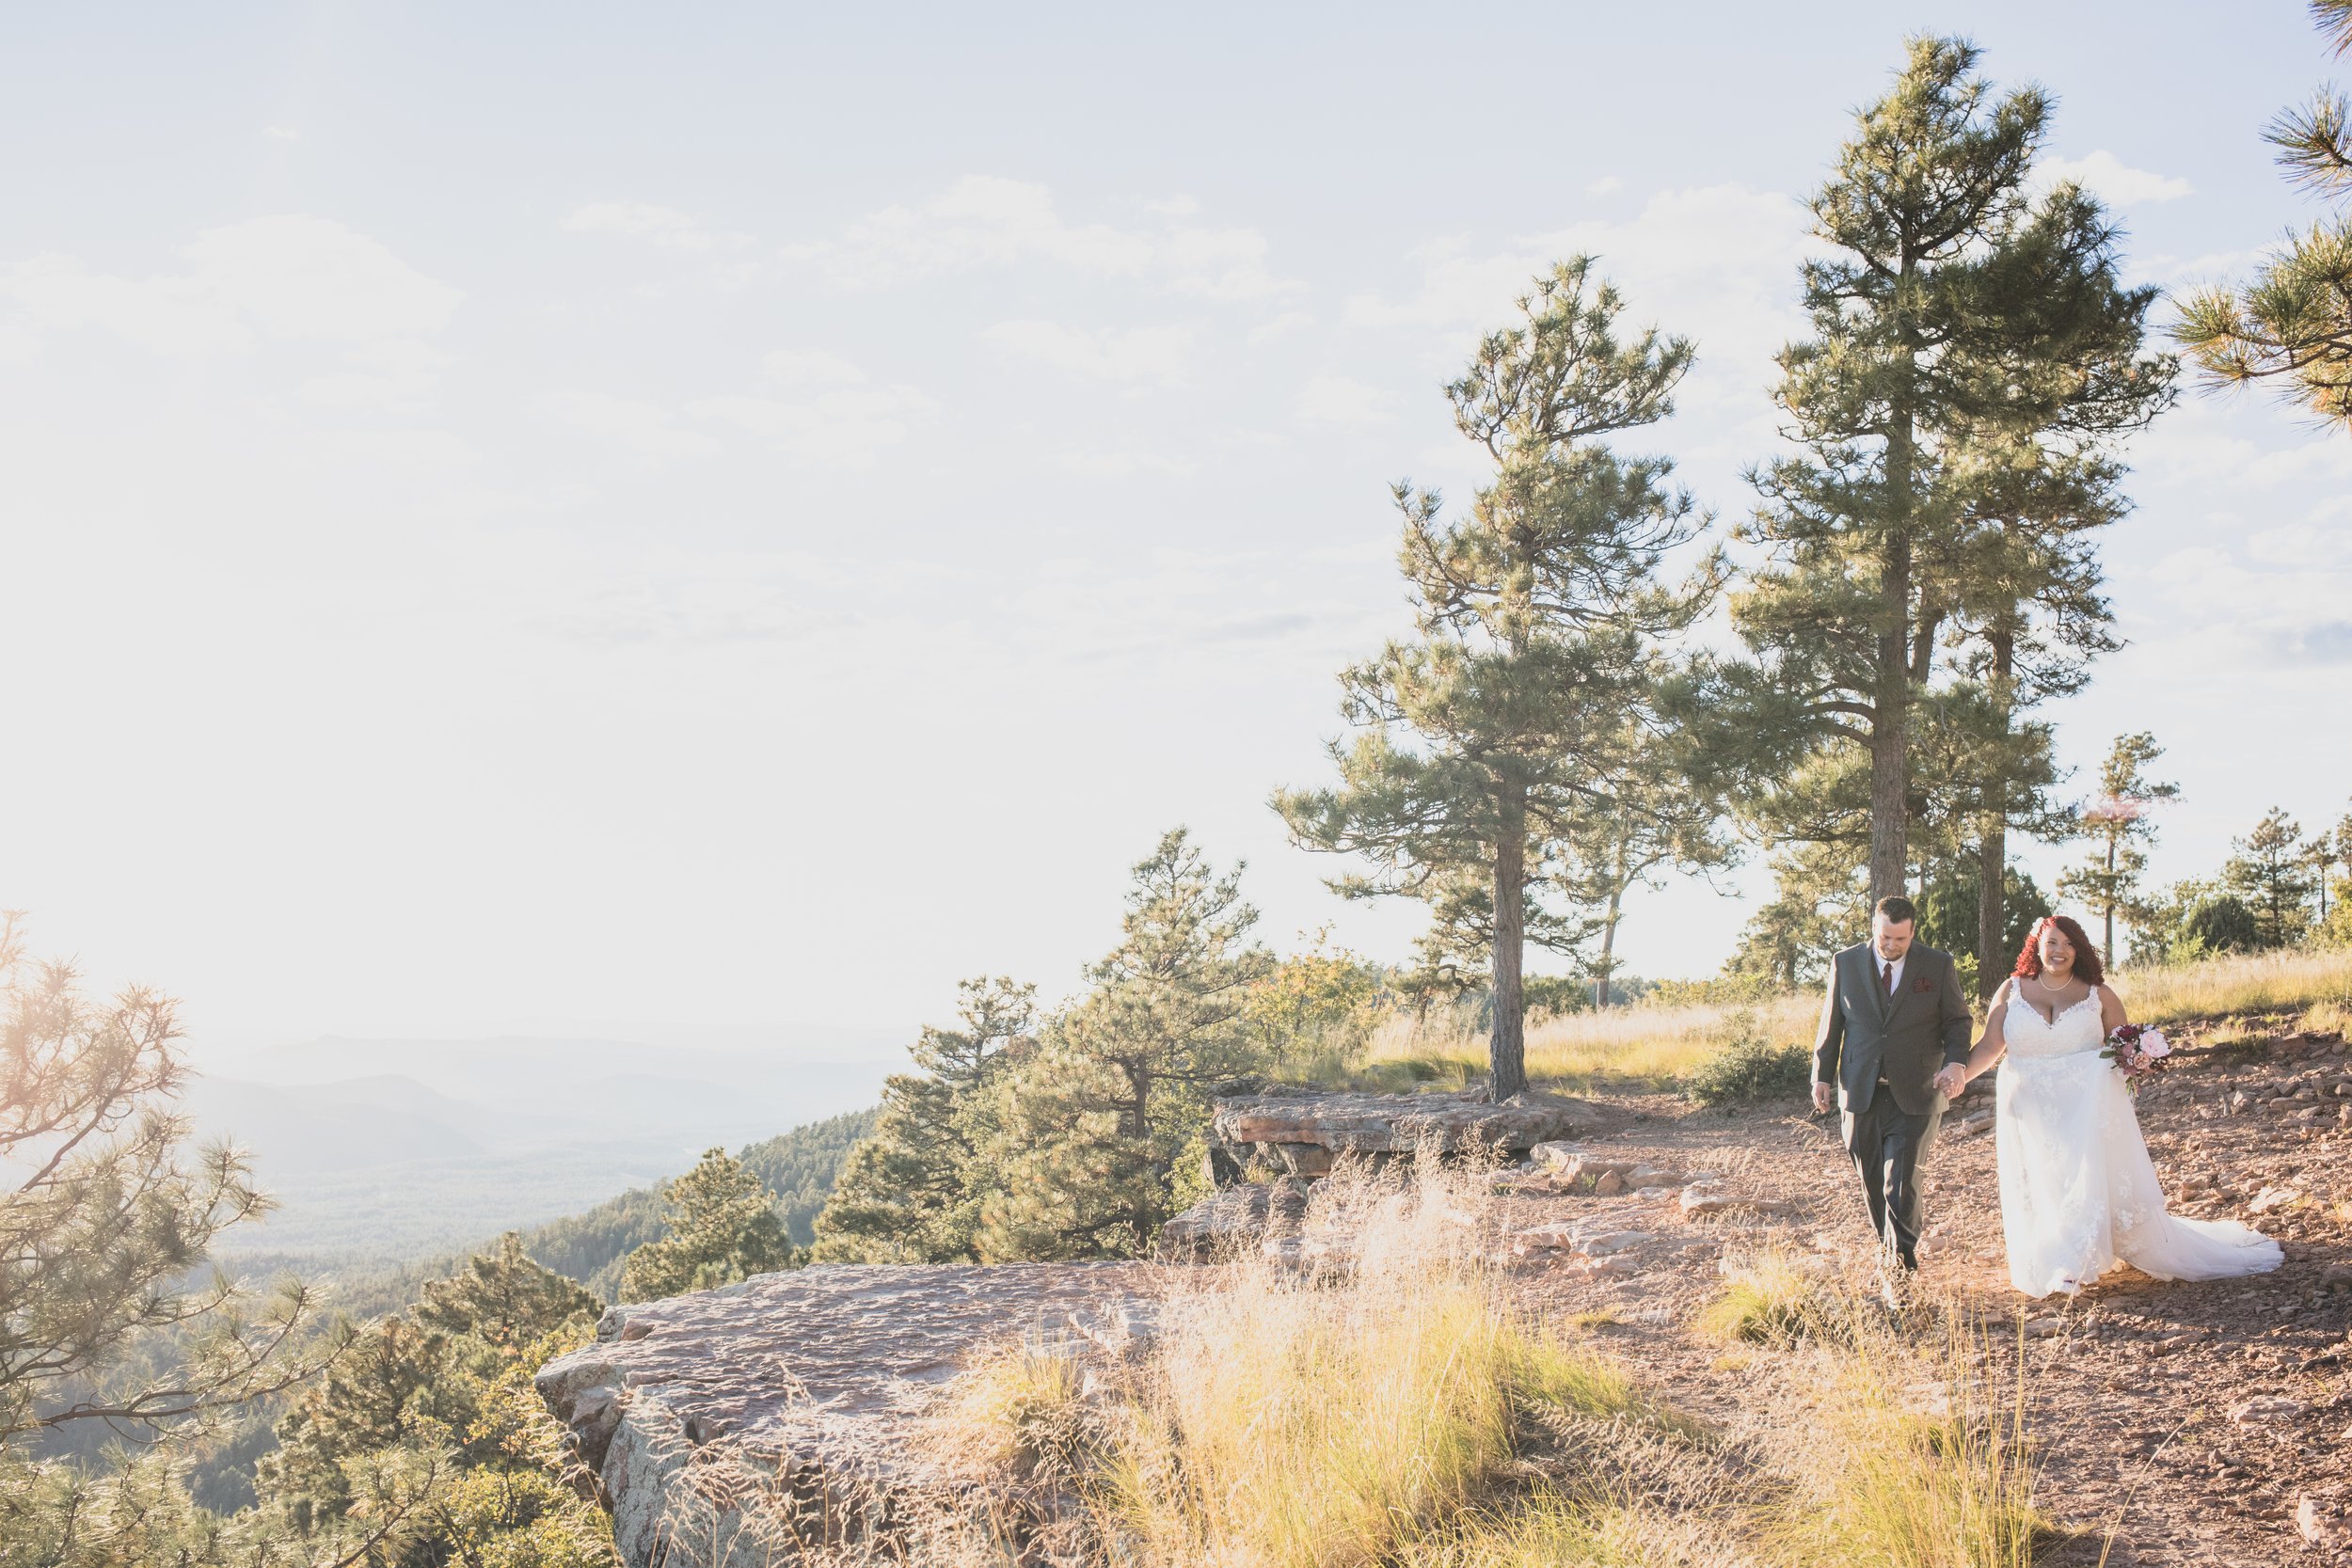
[1877,951,1907,998]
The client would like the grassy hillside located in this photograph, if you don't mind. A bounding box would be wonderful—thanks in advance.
[521,1105,879,1300]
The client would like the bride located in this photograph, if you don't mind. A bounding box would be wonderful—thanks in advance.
[1946,913,2282,1299]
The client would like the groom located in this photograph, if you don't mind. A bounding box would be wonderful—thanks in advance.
[1810,895,1974,1286]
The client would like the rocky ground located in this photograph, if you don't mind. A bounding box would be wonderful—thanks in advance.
[1470,1020,2352,1565]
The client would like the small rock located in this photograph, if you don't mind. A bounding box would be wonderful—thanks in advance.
[1593,1170,1627,1196]
[2297,1494,2339,1547]
[1576,1229,1655,1257]
[2248,1186,2302,1214]
[2022,1317,2065,1339]
[2230,1395,2308,1428]
[2155,1330,2213,1353]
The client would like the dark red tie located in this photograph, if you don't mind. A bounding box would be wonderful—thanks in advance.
[1882,962,1895,996]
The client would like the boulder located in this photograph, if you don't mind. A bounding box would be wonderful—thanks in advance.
[535,1262,1158,1567]
[1209,1088,1624,1178]
[1157,1177,1312,1260]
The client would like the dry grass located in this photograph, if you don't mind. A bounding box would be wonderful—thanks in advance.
[684,1164,2054,1568]
[1694,1247,1838,1348]
[1768,1306,2046,1568]
[2118,945,2352,1027]
[1353,993,1820,1094]
[1334,947,2352,1098]
[1098,1162,1654,1568]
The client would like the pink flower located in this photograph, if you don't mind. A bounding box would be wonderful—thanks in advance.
[2140,1030,2169,1059]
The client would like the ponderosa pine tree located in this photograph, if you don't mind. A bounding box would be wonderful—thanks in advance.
[2176,1,2352,432]
[811,977,1034,1263]
[2307,807,2352,927]
[977,830,1267,1259]
[2055,732,2180,960]
[618,1146,792,1303]
[262,1240,610,1568]
[1939,431,2159,991]
[1565,727,1734,1007]
[1275,259,1717,1100]
[0,916,352,1563]
[2225,807,2319,948]
[1705,37,2169,904]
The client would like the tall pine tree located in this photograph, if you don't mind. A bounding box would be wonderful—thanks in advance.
[811,978,1034,1263]
[1276,260,1717,1099]
[1703,37,2169,906]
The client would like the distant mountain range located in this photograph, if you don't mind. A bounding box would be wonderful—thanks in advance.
[187,1034,896,1267]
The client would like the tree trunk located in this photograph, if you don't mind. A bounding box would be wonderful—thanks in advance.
[1595,844,1627,1008]
[1976,626,2014,999]
[1488,789,1528,1102]
[1869,258,1919,906]
[1868,436,1914,903]
[2103,836,2118,959]
[1977,828,2005,1002]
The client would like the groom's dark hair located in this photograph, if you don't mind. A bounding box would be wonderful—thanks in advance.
[1873,895,1918,927]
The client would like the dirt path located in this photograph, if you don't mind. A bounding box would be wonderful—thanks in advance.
[1492,1027,2352,1564]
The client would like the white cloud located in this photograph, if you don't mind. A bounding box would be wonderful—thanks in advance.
[1295,373,1396,427]
[0,216,463,406]
[982,319,1194,385]
[542,390,722,464]
[781,175,1295,301]
[1248,310,1314,346]
[264,125,301,141]
[564,201,748,252]
[692,349,932,467]
[688,383,930,467]
[1587,175,1624,196]
[759,348,869,387]
[184,216,463,343]
[2037,150,2193,206]
[1057,448,1199,479]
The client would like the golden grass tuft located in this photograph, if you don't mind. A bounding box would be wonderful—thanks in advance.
[930,1337,1094,1481]
[1098,1162,1658,1568]
[1694,1247,1838,1347]
[1766,1305,2047,1568]
[2119,945,2352,1027]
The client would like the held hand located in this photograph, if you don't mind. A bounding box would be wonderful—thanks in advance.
[1933,1064,1966,1100]
[1811,1082,1834,1116]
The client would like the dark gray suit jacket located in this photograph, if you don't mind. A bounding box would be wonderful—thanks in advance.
[1812,942,1974,1117]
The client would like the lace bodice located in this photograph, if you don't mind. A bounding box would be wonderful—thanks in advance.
[2001,991,2104,1060]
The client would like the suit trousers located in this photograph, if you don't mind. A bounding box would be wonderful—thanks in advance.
[1842,1085,1935,1271]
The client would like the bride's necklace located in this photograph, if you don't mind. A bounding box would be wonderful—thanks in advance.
[2020,974,2088,1024]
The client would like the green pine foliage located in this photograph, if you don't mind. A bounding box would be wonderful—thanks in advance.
[2055,733,2182,960]
[0,919,346,1565]
[521,1107,877,1300]
[812,979,1033,1263]
[1275,258,1720,1101]
[975,830,1270,1260]
[256,1234,613,1567]
[1693,36,2169,915]
[616,1147,794,1303]
[2225,807,2321,949]
[2176,1,2352,430]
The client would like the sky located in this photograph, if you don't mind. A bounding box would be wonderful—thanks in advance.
[2,2,2346,1064]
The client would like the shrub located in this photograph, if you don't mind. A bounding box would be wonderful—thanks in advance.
[1685,1010,1812,1106]
[2181,895,2262,956]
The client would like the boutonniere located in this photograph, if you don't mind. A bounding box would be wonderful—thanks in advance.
[1911,976,1935,993]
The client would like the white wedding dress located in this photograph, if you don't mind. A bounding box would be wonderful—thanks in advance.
[1995,993,2282,1298]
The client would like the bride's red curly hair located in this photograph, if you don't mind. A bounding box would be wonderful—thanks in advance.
[2014,914,2105,986]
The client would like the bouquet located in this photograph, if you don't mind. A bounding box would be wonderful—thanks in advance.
[2101,1022,2172,1094]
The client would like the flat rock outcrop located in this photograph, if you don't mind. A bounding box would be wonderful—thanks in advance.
[535,1262,1159,1567]
[1210,1086,1624,1178]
